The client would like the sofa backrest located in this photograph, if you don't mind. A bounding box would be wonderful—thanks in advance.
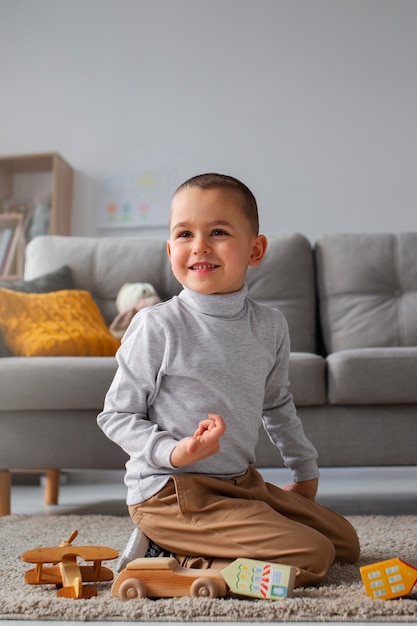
[247,233,316,352]
[25,233,317,353]
[315,232,417,353]
[25,236,181,326]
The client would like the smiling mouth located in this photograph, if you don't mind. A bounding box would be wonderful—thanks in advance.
[190,263,219,270]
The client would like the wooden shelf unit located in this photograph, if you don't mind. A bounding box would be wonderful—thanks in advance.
[0,152,73,279]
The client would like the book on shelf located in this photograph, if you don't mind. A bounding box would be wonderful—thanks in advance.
[0,228,14,272]
[0,224,22,277]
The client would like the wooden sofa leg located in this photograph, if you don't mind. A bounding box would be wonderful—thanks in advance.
[0,470,11,516]
[44,469,60,506]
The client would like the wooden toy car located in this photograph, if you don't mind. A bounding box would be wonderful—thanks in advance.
[115,528,297,601]
[21,530,119,599]
[111,556,228,599]
[360,557,417,600]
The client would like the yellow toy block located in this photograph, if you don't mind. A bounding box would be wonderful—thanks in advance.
[221,558,296,599]
[360,557,417,600]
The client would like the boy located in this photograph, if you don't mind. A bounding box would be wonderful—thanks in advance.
[97,173,359,587]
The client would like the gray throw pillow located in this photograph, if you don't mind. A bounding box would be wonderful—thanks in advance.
[0,265,74,357]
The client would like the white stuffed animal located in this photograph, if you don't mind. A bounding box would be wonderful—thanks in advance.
[110,282,161,339]
[116,282,160,313]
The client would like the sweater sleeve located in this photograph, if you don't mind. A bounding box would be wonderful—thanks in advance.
[262,317,319,483]
[97,310,178,470]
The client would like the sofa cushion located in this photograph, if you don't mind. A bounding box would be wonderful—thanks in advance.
[0,356,117,410]
[247,233,317,352]
[327,347,417,404]
[0,264,73,294]
[315,233,417,353]
[0,265,74,357]
[0,289,120,357]
[288,353,326,405]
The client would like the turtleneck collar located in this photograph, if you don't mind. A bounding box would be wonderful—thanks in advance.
[178,283,248,319]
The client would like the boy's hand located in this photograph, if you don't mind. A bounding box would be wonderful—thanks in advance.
[284,477,318,501]
[170,414,226,468]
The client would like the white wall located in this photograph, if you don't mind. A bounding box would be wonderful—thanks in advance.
[1,0,416,241]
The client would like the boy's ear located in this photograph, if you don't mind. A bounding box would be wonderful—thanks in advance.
[248,234,268,266]
[166,240,171,260]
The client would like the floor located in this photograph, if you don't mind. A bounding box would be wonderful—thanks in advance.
[3,466,416,626]
[8,465,417,517]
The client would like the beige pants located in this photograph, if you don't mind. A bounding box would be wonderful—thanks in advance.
[129,465,360,587]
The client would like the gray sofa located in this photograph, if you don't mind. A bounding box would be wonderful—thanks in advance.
[1,232,416,515]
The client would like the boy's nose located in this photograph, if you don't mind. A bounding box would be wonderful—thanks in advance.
[193,236,211,254]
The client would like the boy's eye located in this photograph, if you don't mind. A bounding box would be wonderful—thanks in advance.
[178,231,192,238]
[212,229,228,236]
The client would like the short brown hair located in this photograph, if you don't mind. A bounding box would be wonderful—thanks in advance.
[174,173,259,235]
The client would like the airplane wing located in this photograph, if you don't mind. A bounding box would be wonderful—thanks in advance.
[22,545,118,564]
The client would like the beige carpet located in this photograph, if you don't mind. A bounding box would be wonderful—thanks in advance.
[0,514,416,622]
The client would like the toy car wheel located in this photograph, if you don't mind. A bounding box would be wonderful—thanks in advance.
[118,577,146,600]
[190,577,219,598]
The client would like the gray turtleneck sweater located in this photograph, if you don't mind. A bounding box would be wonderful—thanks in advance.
[97,284,319,505]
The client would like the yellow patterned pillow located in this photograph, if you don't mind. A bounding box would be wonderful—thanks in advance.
[0,288,120,356]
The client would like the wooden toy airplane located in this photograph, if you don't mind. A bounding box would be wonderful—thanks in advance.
[360,557,417,600]
[21,530,119,599]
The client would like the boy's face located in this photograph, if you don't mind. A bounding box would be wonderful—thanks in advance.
[167,186,267,294]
